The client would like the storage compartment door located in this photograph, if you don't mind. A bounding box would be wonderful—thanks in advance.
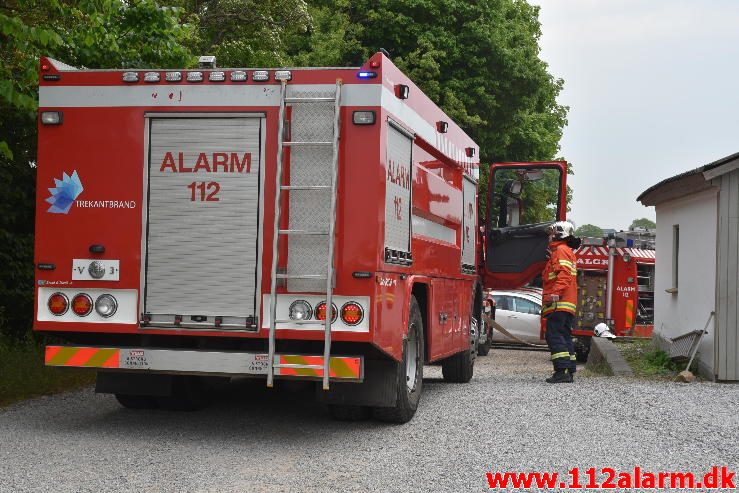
[144,115,264,329]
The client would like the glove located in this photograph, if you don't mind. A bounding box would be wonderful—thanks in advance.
[544,294,560,304]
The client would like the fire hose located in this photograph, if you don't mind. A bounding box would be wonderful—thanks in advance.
[482,313,548,348]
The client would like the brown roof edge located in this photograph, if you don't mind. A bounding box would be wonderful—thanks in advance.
[637,151,739,206]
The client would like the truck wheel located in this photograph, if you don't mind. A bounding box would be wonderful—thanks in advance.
[329,404,371,421]
[115,394,158,410]
[477,319,492,357]
[372,296,424,424]
[442,320,475,383]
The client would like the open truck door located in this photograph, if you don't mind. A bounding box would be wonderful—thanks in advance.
[482,161,568,290]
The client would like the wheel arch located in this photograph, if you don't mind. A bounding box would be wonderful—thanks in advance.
[410,281,430,363]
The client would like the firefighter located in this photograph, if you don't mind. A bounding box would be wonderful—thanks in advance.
[542,221,580,383]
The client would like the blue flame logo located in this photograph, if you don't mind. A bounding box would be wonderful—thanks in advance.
[46,170,83,214]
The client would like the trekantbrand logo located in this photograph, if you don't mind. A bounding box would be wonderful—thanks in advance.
[46,171,83,214]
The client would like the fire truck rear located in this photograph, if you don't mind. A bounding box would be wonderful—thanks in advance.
[572,237,656,359]
[34,53,568,422]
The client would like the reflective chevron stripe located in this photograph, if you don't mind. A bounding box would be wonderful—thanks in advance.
[45,346,119,368]
[625,299,634,328]
[276,355,361,379]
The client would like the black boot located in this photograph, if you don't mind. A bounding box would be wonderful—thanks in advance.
[546,369,573,384]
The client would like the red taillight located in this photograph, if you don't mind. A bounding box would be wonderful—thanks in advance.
[71,293,93,316]
[48,292,69,316]
[315,302,338,322]
[341,302,364,326]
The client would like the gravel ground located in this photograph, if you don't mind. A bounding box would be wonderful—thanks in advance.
[1,348,738,492]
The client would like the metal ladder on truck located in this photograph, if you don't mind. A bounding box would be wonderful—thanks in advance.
[267,79,342,390]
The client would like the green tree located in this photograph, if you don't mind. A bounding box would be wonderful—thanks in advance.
[167,0,312,67]
[287,0,569,220]
[575,224,603,238]
[0,0,196,340]
[630,218,656,230]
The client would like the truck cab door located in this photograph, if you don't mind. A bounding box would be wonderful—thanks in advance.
[482,161,568,290]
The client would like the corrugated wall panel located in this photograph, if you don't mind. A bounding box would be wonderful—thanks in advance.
[145,117,263,318]
[729,171,739,380]
[716,170,739,380]
[716,175,729,380]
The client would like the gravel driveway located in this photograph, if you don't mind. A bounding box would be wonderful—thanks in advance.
[1,348,738,492]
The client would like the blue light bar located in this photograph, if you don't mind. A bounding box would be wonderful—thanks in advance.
[357,71,378,79]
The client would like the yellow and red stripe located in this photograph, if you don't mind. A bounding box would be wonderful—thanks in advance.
[45,346,119,368]
[277,355,361,379]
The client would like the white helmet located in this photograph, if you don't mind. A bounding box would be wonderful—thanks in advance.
[547,220,575,240]
[594,322,616,339]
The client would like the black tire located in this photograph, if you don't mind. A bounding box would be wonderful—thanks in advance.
[372,296,424,424]
[442,319,475,383]
[477,319,492,357]
[115,394,158,410]
[155,376,214,412]
[329,404,371,421]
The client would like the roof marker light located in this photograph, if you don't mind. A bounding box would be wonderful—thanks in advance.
[252,70,269,82]
[353,111,376,125]
[187,71,204,82]
[230,71,247,82]
[275,70,292,81]
[144,72,160,83]
[436,121,449,133]
[396,84,410,99]
[357,71,378,79]
[165,72,182,82]
[465,147,476,158]
[122,72,139,83]
[41,111,63,125]
[209,71,226,82]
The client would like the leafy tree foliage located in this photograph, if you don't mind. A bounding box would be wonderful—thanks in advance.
[286,0,569,219]
[167,0,312,67]
[630,218,656,230]
[0,0,196,339]
[575,224,604,238]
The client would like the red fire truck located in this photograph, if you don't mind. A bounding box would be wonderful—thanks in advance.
[34,52,567,422]
[571,238,656,359]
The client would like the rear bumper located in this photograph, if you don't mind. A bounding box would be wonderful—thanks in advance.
[45,346,363,382]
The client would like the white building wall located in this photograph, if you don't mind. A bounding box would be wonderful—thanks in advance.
[654,188,718,377]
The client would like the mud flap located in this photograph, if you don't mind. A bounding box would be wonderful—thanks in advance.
[316,359,397,408]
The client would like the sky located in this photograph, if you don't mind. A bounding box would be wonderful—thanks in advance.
[532,0,739,230]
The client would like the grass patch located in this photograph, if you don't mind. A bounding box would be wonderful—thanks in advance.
[0,337,95,407]
[614,339,685,379]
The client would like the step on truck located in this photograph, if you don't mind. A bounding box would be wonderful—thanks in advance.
[35,53,568,422]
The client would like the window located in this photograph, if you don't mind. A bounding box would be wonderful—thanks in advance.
[492,295,512,311]
[514,297,541,315]
[672,224,679,290]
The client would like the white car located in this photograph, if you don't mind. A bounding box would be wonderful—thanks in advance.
[490,288,545,344]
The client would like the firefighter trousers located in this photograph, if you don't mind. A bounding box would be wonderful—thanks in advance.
[545,311,576,372]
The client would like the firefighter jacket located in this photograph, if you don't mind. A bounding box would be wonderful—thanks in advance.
[542,240,578,316]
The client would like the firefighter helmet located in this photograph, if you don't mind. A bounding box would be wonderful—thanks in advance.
[547,220,575,240]
[594,322,616,339]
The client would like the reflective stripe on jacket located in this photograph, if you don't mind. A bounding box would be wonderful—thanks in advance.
[542,241,578,316]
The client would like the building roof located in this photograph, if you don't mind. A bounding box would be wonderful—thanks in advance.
[638,151,739,206]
